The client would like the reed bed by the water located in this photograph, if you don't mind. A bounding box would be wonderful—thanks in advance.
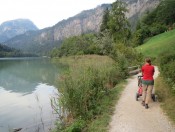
[53,55,126,131]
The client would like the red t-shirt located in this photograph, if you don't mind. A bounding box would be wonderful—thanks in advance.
[142,64,155,80]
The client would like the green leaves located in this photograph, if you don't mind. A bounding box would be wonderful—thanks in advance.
[50,34,98,57]
[158,52,175,93]
[100,8,110,32]
[107,0,131,43]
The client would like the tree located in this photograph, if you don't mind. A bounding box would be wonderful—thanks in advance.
[100,8,110,32]
[96,30,114,55]
[107,0,131,43]
[155,0,175,25]
[49,34,100,57]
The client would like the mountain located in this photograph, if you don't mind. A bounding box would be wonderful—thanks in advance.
[126,0,160,30]
[0,19,38,42]
[4,0,160,55]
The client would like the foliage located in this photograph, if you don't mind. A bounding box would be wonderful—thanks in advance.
[96,31,114,55]
[52,31,114,57]
[112,43,143,66]
[158,52,175,93]
[155,76,175,123]
[154,0,175,26]
[87,82,124,132]
[107,0,131,43]
[132,25,150,45]
[54,55,127,131]
[133,0,175,46]
[50,34,99,57]
[100,8,110,32]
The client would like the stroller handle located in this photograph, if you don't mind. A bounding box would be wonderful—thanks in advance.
[138,75,143,78]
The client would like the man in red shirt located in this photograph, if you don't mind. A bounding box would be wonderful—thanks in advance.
[141,58,155,109]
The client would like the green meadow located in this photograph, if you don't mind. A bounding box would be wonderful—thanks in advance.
[136,29,175,57]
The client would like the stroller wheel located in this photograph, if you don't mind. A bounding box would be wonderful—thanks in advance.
[152,94,156,102]
[136,93,139,101]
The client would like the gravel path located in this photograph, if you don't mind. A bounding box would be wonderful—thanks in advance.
[108,67,175,132]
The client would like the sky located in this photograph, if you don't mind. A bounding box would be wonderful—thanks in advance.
[0,0,116,29]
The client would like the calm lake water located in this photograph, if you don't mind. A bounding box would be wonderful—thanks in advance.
[0,57,61,132]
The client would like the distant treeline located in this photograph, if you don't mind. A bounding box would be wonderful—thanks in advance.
[0,44,37,57]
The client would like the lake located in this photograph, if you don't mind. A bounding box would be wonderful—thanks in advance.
[0,57,61,132]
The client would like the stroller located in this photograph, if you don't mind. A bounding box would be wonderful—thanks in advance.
[136,75,156,102]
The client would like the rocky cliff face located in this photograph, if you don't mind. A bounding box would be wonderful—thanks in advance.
[125,0,160,18]
[125,0,160,30]
[52,5,106,41]
[0,19,38,42]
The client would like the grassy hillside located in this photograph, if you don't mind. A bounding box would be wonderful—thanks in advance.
[136,29,175,57]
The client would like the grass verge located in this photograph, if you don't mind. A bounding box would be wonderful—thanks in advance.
[86,82,125,132]
[155,75,175,124]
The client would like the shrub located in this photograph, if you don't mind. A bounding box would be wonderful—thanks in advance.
[64,119,86,132]
[158,52,175,93]
[149,24,167,36]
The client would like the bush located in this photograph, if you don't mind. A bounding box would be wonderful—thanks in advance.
[111,43,143,66]
[149,24,167,36]
[158,52,175,93]
[64,119,86,132]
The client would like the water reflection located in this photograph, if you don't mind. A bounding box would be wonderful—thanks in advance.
[0,58,61,132]
[0,58,59,94]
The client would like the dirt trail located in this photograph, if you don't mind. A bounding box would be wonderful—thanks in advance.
[108,67,175,132]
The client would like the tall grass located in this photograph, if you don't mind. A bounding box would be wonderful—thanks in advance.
[53,55,127,131]
[86,82,124,132]
[155,76,175,124]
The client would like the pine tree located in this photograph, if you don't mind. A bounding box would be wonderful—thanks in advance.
[100,8,110,32]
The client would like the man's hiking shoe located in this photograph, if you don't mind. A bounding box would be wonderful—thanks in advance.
[142,101,145,106]
[145,104,149,109]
